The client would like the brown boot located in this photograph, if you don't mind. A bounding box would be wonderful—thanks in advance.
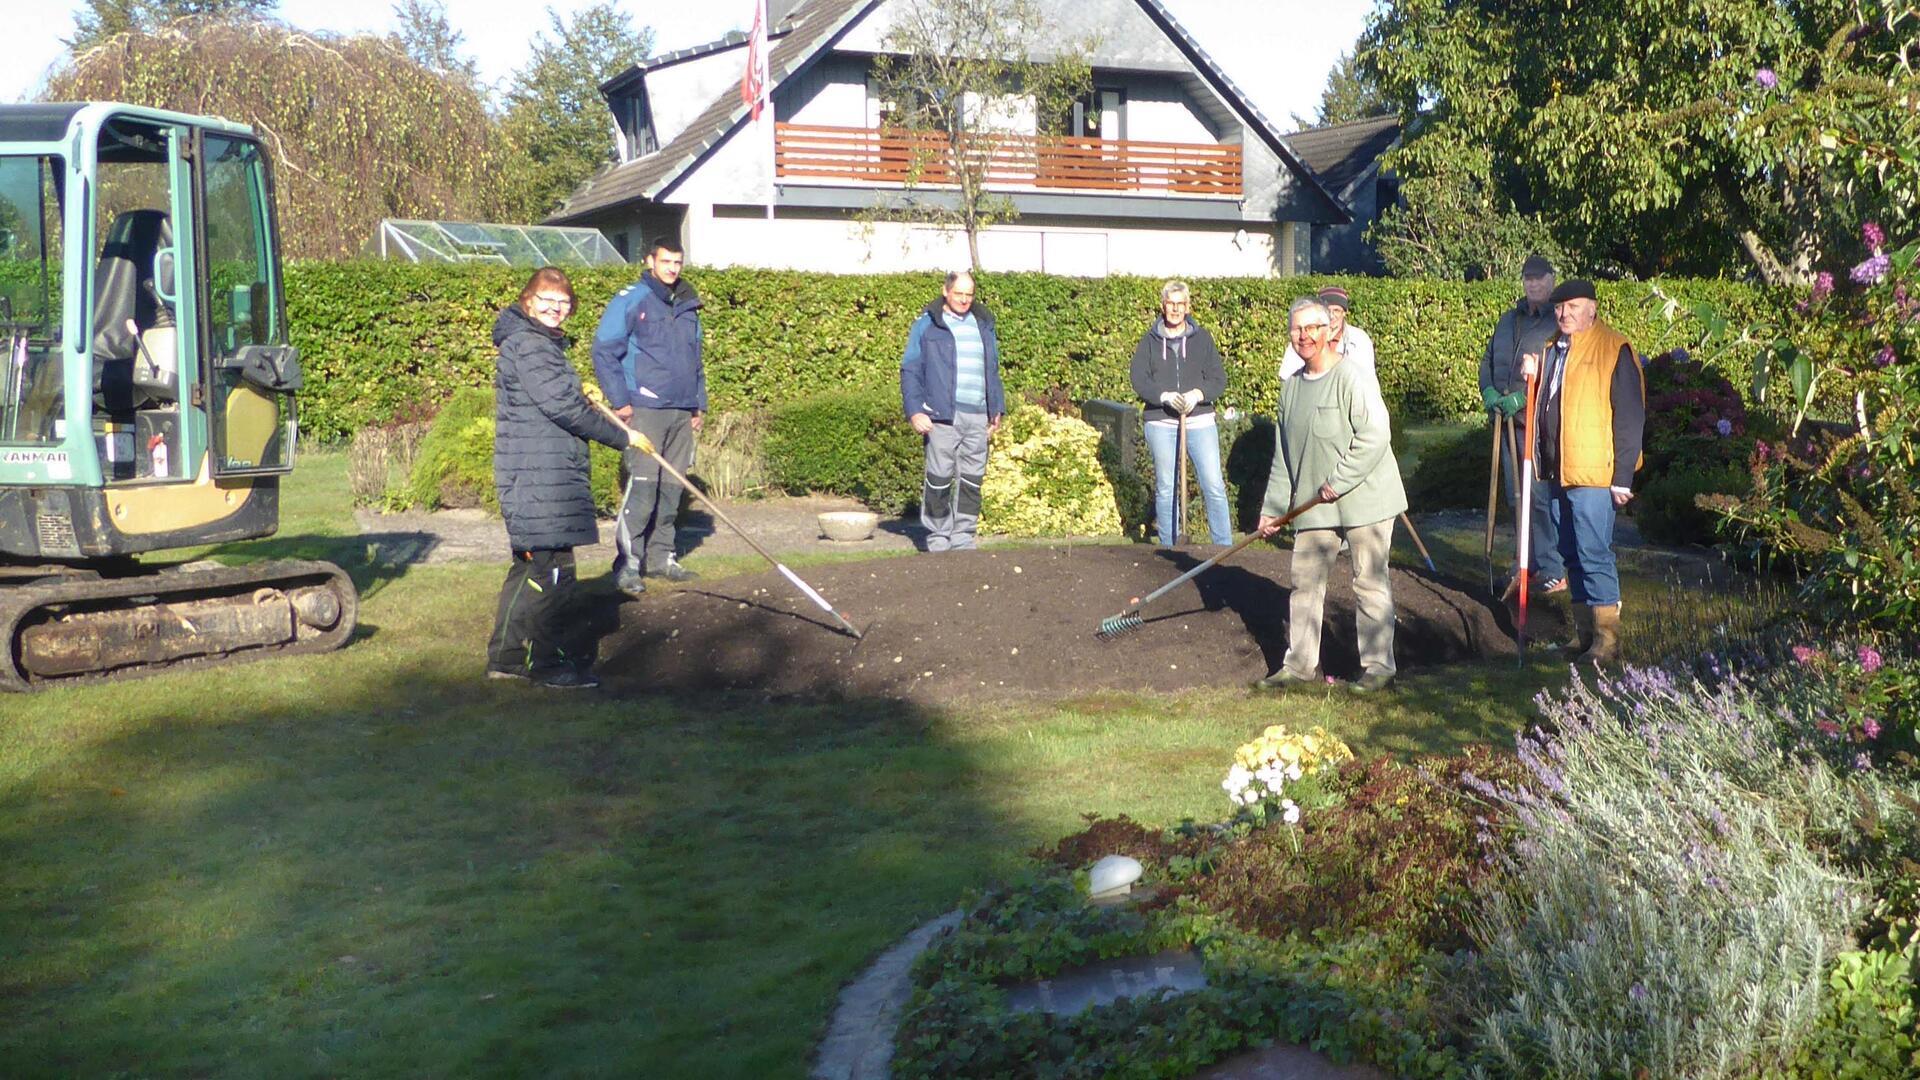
[1560,603,1594,658]
[1577,604,1622,665]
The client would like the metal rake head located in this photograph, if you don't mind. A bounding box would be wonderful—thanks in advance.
[1095,610,1143,641]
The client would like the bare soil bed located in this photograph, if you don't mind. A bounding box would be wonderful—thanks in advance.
[596,545,1558,704]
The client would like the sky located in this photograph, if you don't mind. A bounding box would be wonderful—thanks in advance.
[6,1,1373,132]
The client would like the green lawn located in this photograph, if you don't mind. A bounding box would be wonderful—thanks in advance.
[0,450,1754,1077]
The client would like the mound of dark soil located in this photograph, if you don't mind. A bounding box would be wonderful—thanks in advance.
[596,545,1560,703]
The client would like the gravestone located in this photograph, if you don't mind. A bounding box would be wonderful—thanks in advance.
[1003,948,1208,1015]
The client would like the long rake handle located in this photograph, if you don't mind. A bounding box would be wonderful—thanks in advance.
[1175,413,1188,546]
[1485,410,1502,586]
[1133,491,1328,610]
[1399,512,1436,572]
[1515,370,1540,662]
[593,401,862,639]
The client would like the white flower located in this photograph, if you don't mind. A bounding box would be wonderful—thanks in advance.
[1285,763,1304,782]
[1282,799,1301,825]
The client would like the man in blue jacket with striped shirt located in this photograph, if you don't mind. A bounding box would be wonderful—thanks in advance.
[900,270,1005,552]
[592,236,705,595]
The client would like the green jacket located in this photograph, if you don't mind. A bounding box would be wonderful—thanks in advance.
[1261,358,1407,531]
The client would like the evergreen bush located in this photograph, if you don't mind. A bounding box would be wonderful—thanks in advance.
[979,404,1123,537]
[1404,422,1495,511]
[762,389,923,514]
[1634,465,1751,547]
[399,387,497,511]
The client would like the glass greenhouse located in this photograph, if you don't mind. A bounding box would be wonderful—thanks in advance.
[370,219,626,266]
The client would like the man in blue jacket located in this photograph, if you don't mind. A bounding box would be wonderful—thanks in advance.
[592,236,705,595]
[900,270,1005,552]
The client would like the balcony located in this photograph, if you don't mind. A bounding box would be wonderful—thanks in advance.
[774,123,1243,198]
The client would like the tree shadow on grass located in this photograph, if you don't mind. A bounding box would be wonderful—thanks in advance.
[0,645,1015,1080]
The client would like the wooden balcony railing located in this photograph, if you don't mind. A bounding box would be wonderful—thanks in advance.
[774,123,1243,197]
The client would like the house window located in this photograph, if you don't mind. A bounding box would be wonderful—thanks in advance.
[610,91,657,159]
[1071,89,1125,141]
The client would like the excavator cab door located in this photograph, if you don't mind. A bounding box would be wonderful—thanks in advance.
[192,131,296,478]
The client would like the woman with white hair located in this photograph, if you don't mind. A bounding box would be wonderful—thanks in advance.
[1129,279,1231,545]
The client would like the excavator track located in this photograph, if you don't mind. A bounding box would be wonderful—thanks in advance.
[0,559,357,692]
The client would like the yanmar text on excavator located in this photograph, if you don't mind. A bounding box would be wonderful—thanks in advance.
[0,102,357,691]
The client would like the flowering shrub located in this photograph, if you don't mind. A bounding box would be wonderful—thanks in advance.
[1642,348,1756,477]
[978,402,1125,537]
[1461,656,1920,1077]
[1707,221,1920,630]
[1221,724,1354,820]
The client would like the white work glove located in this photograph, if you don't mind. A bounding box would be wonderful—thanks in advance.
[1182,389,1204,412]
[1160,391,1183,412]
[628,428,656,455]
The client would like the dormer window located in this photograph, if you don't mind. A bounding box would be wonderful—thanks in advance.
[610,89,658,160]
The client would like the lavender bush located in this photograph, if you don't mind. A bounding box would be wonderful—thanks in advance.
[1461,661,1920,1077]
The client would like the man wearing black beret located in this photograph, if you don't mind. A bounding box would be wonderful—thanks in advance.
[1483,254,1565,596]
[1519,279,1645,663]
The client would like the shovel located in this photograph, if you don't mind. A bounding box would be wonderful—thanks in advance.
[1485,410,1503,593]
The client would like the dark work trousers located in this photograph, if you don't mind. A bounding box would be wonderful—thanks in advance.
[616,407,696,575]
[487,547,591,675]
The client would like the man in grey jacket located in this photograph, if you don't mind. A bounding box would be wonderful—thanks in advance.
[1482,254,1565,593]
[1257,298,1407,694]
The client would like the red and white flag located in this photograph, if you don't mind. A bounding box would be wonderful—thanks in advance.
[740,0,770,121]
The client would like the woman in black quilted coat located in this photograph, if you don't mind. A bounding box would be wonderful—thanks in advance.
[485,266,644,689]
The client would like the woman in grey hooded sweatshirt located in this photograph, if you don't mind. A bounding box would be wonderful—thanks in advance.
[1129,280,1231,545]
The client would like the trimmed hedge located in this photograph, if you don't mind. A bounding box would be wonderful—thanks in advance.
[286,263,1782,442]
[763,389,923,514]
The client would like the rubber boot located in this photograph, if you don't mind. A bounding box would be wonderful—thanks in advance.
[1561,604,1594,659]
[1578,604,1621,665]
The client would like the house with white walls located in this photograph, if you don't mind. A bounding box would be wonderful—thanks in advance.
[548,0,1353,277]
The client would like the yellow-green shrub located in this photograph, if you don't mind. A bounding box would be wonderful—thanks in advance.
[980,404,1124,537]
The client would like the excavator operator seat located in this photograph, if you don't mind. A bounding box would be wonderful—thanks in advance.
[91,209,178,412]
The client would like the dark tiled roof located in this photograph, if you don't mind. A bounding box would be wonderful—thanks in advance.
[1284,114,1400,199]
[551,0,877,224]
[1129,0,1349,221]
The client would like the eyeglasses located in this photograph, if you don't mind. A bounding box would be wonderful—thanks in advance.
[1162,300,1189,308]
[1293,321,1329,331]
[532,294,573,308]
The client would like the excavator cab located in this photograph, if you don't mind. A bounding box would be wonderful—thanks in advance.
[0,103,355,690]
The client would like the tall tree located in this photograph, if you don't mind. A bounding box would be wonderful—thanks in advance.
[1314,50,1388,128]
[497,3,654,223]
[69,0,279,50]
[866,0,1093,272]
[391,0,477,85]
[1359,0,1920,283]
[47,16,509,258]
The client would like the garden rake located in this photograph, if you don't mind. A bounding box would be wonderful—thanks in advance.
[590,399,863,640]
[1096,492,1327,641]
[1485,410,1504,593]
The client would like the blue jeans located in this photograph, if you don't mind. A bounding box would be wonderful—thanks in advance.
[1145,419,1230,545]
[1548,483,1620,606]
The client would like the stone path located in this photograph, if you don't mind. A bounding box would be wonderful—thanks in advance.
[811,911,962,1080]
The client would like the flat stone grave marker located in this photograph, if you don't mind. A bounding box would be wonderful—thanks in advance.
[1003,949,1208,1015]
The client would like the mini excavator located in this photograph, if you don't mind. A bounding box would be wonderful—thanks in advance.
[0,103,356,691]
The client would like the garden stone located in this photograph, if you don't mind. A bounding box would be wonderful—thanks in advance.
[1188,1043,1391,1080]
[1003,949,1208,1015]
[811,910,962,1080]
[1087,853,1143,900]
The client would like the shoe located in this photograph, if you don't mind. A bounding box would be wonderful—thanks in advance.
[614,569,648,597]
[1540,576,1568,595]
[1348,670,1396,694]
[534,668,601,690]
[1253,669,1319,691]
[653,558,699,583]
[485,665,529,682]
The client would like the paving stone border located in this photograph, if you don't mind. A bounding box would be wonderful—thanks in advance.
[810,911,962,1080]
